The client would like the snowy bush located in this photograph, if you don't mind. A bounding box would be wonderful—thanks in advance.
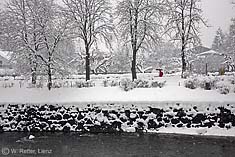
[2,82,14,88]
[119,78,135,91]
[197,77,219,90]
[103,79,109,87]
[102,79,119,87]
[184,78,197,89]
[133,79,150,88]
[157,81,167,88]
[62,81,71,88]
[74,80,95,88]
[151,80,166,88]
[215,81,231,95]
[110,80,119,87]
[231,85,235,93]
[52,82,63,88]
[184,76,225,91]
[151,81,159,88]
[218,86,230,95]
[27,81,44,88]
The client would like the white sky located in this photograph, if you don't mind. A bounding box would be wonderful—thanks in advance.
[1,0,235,48]
[201,0,235,47]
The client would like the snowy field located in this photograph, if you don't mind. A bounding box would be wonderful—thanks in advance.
[0,74,235,104]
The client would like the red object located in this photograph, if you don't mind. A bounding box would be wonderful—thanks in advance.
[159,70,163,77]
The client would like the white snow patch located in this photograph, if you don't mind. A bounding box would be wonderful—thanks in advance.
[156,127,235,137]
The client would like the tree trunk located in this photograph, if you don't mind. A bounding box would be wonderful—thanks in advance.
[181,42,187,78]
[47,56,52,90]
[131,50,137,81]
[85,46,90,81]
[47,65,52,90]
[31,67,37,85]
[31,56,37,84]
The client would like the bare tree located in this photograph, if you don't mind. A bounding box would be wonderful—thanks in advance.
[31,0,70,90]
[63,0,113,81]
[116,0,163,80]
[2,0,43,84]
[2,0,70,90]
[166,0,206,78]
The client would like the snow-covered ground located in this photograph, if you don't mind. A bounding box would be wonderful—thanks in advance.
[0,75,234,104]
[157,127,235,137]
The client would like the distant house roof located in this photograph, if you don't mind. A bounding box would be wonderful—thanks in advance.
[0,50,11,60]
[197,50,222,56]
[0,54,9,63]
[188,46,211,55]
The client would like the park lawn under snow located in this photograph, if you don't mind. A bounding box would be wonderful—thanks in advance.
[0,85,235,105]
[0,75,234,104]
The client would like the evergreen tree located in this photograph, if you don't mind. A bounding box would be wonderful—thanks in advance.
[211,28,227,53]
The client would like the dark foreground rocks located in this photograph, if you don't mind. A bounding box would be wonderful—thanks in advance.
[0,104,235,133]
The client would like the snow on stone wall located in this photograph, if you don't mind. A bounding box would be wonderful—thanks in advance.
[0,103,235,134]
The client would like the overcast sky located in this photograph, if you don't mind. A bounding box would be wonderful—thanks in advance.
[1,0,235,48]
[201,0,235,47]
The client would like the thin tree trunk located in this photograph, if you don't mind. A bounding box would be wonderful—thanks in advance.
[181,48,187,78]
[85,46,90,81]
[47,65,52,90]
[47,56,52,90]
[31,67,37,85]
[28,53,37,84]
[131,50,137,81]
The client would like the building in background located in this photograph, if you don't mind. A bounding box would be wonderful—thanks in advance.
[0,50,15,76]
[189,46,226,74]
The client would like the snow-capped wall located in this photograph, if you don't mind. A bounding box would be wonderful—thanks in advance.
[0,103,235,134]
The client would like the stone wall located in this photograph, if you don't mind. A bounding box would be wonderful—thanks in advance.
[0,104,235,133]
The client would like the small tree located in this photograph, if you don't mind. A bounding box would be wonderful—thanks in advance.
[2,0,43,84]
[224,18,235,71]
[212,28,227,53]
[32,0,70,90]
[63,0,113,81]
[166,0,206,78]
[116,0,163,80]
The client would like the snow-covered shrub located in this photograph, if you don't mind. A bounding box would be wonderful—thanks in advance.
[227,77,235,85]
[197,77,218,90]
[85,80,95,87]
[110,80,119,87]
[216,81,231,94]
[62,81,71,88]
[74,80,84,88]
[119,78,135,91]
[158,81,166,88]
[52,82,62,88]
[133,79,150,88]
[218,86,230,94]
[149,81,166,88]
[2,82,14,88]
[182,71,190,79]
[103,79,108,87]
[231,85,235,93]
[27,81,44,88]
[102,79,119,87]
[151,81,159,88]
[184,76,220,90]
[74,80,95,88]
[184,78,197,89]
[150,80,166,88]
